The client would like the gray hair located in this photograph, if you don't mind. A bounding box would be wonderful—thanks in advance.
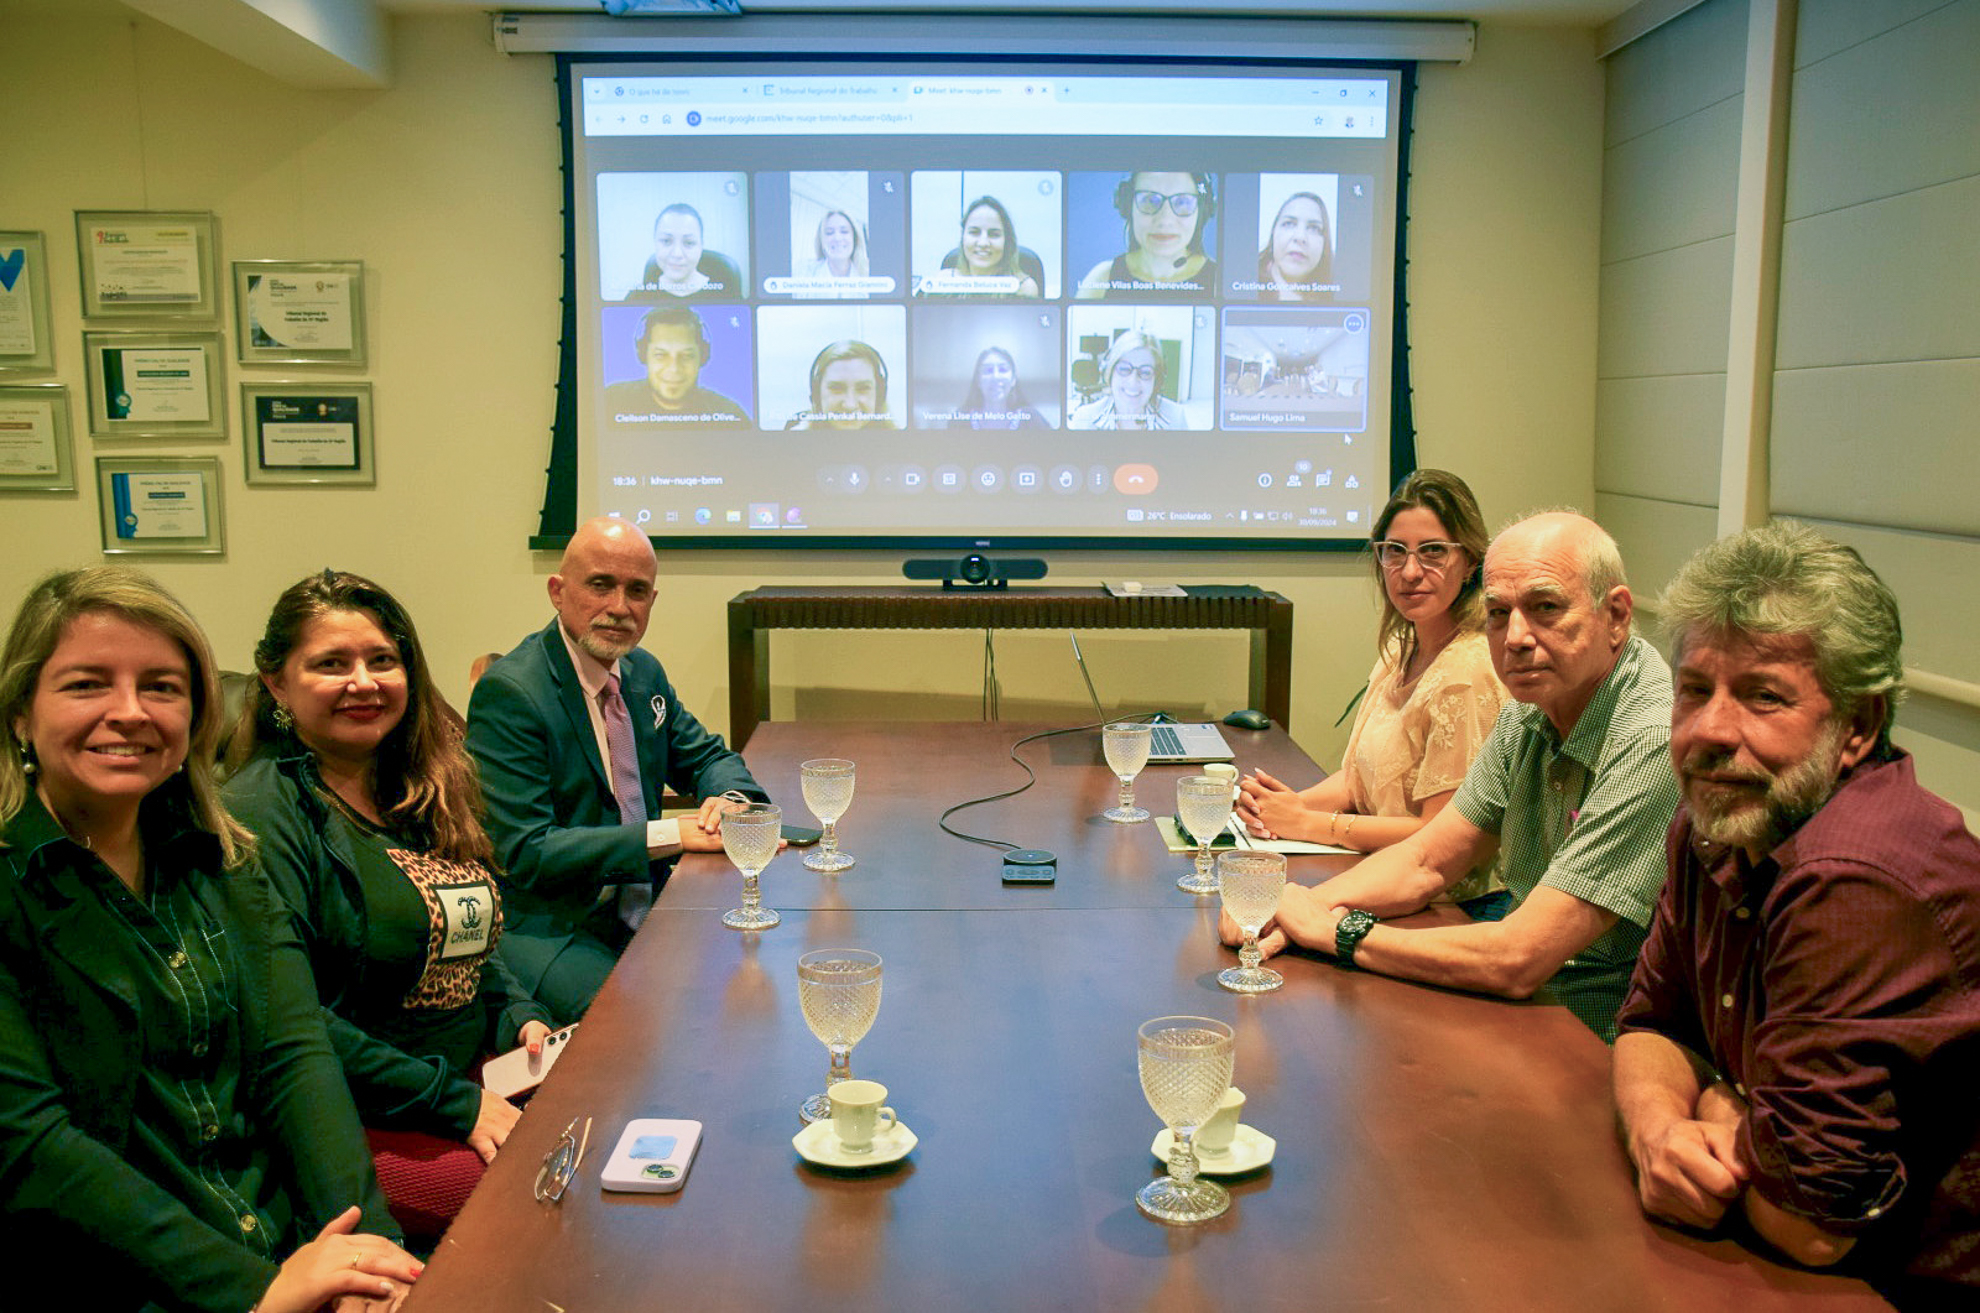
[1658,520,1904,748]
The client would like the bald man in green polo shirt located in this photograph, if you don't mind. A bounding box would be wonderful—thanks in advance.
[1223,511,1679,1040]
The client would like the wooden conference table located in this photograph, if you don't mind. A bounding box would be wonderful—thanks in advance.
[405,723,1889,1312]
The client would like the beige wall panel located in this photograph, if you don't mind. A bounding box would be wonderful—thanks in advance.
[1603,0,1746,147]
[1784,0,1980,220]
[1592,491,1719,605]
[1816,523,1980,816]
[1399,27,1605,529]
[1794,0,1960,67]
[1800,519,1980,687]
[0,16,1602,772]
[1770,359,1980,537]
[1600,96,1741,264]
[1594,374,1725,505]
[1597,237,1735,379]
[1775,175,1980,369]
[1893,690,1980,824]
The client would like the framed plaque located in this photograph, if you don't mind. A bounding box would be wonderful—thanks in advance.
[83,330,226,439]
[234,260,367,366]
[76,210,221,320]
[242,380,374,486]
[0,231,56,374]
[0,384,76,492]
[96,454,225,555]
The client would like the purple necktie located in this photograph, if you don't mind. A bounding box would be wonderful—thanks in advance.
[600,673,651,928]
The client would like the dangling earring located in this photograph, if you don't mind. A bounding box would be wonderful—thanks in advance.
[273,702,295,731]
[15,739,34,777]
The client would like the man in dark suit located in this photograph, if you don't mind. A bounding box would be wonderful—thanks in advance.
[465,516,765,1016]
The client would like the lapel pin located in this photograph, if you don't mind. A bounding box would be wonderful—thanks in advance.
[650,695,667,729]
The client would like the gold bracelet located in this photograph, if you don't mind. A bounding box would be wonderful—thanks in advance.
[1341,813,1357,843]
[1326,812,1341,843]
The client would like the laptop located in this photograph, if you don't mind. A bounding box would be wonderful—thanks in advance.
[1145,721,1236,764]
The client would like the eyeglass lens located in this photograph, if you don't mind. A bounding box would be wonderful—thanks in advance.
[1132,191,1199,218]
[1113,364,1157,382]
[1376,541,1457,570]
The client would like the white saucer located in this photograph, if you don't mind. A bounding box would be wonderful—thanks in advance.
[1151,1124,1276,1176]
[793,1117,918,1168]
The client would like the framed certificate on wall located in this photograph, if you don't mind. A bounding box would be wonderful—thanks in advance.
[0,384,76,492]
[76,210,221,321]
[83,331,226,439]
[234,260,367,365]
[242,380,375,485]
[96,455,225,555]
[0,231,56,374]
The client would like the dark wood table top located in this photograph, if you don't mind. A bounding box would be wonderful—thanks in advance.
[660,719,1331,911]
[405,723,1890,1312]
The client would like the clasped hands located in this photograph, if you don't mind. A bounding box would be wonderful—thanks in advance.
[1632,1083,1751,1231]
[1234,768,1303,841]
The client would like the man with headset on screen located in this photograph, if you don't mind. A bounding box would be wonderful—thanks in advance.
[465,516,767,1016]
[603,305,749,431]
[784,339,900,430]
[1076,171,1221,301]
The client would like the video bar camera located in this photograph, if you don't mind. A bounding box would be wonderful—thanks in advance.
[901,554,1048,591]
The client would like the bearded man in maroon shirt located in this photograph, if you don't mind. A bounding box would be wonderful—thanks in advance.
[1612,520,1980,1307]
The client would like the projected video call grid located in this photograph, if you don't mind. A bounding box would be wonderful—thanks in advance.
[574,73,1400,541]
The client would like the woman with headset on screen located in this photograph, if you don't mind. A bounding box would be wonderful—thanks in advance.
[1076,171,1220,301]
[945,347,1049,431]
[922,196,1041,299]
[1067,331,1188,431]
[785,340,899,430]
[1257,191,1334,301]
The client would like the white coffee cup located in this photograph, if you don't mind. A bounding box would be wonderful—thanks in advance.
[829,1078,898,1154]
[1196,1085,1245,1156]
[1202,762,1239,804]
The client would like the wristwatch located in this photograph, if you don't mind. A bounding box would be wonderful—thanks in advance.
[1334,908,1379,968]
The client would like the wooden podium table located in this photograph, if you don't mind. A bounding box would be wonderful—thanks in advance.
[404,723,1889,1313]
[726,585,1294,749]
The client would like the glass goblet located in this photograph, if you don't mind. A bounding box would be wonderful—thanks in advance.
[799,758,856,872]
[1175,775,1233,895]
[1217,850,1286,993]
[795,948,882,1123]
[1101,722,1153,823]
[1136,1016,1235,1224]
[719,802,782,930]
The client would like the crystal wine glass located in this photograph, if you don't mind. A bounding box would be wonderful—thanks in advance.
[1217,850,1287,993]
[795,948,882,1123]
[1175,775,1233,895]
[1136,1016,1236,1224]
[719,802,782,930]
[799,758,856,872]
[1101,722,1153,823]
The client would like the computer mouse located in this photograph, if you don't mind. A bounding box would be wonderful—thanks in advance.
[1222,708,1271,732]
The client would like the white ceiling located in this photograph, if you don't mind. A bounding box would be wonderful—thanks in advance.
[15,0,1643,27]
[396,0,1640,21]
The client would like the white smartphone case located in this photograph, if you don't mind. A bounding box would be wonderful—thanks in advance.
[480,1022,579,1099]
[600,1118,703,1194]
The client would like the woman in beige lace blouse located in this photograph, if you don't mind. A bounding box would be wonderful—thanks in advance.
[1236,468,1507,905]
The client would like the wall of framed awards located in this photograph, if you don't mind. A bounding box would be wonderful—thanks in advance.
[1,211,376,555]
